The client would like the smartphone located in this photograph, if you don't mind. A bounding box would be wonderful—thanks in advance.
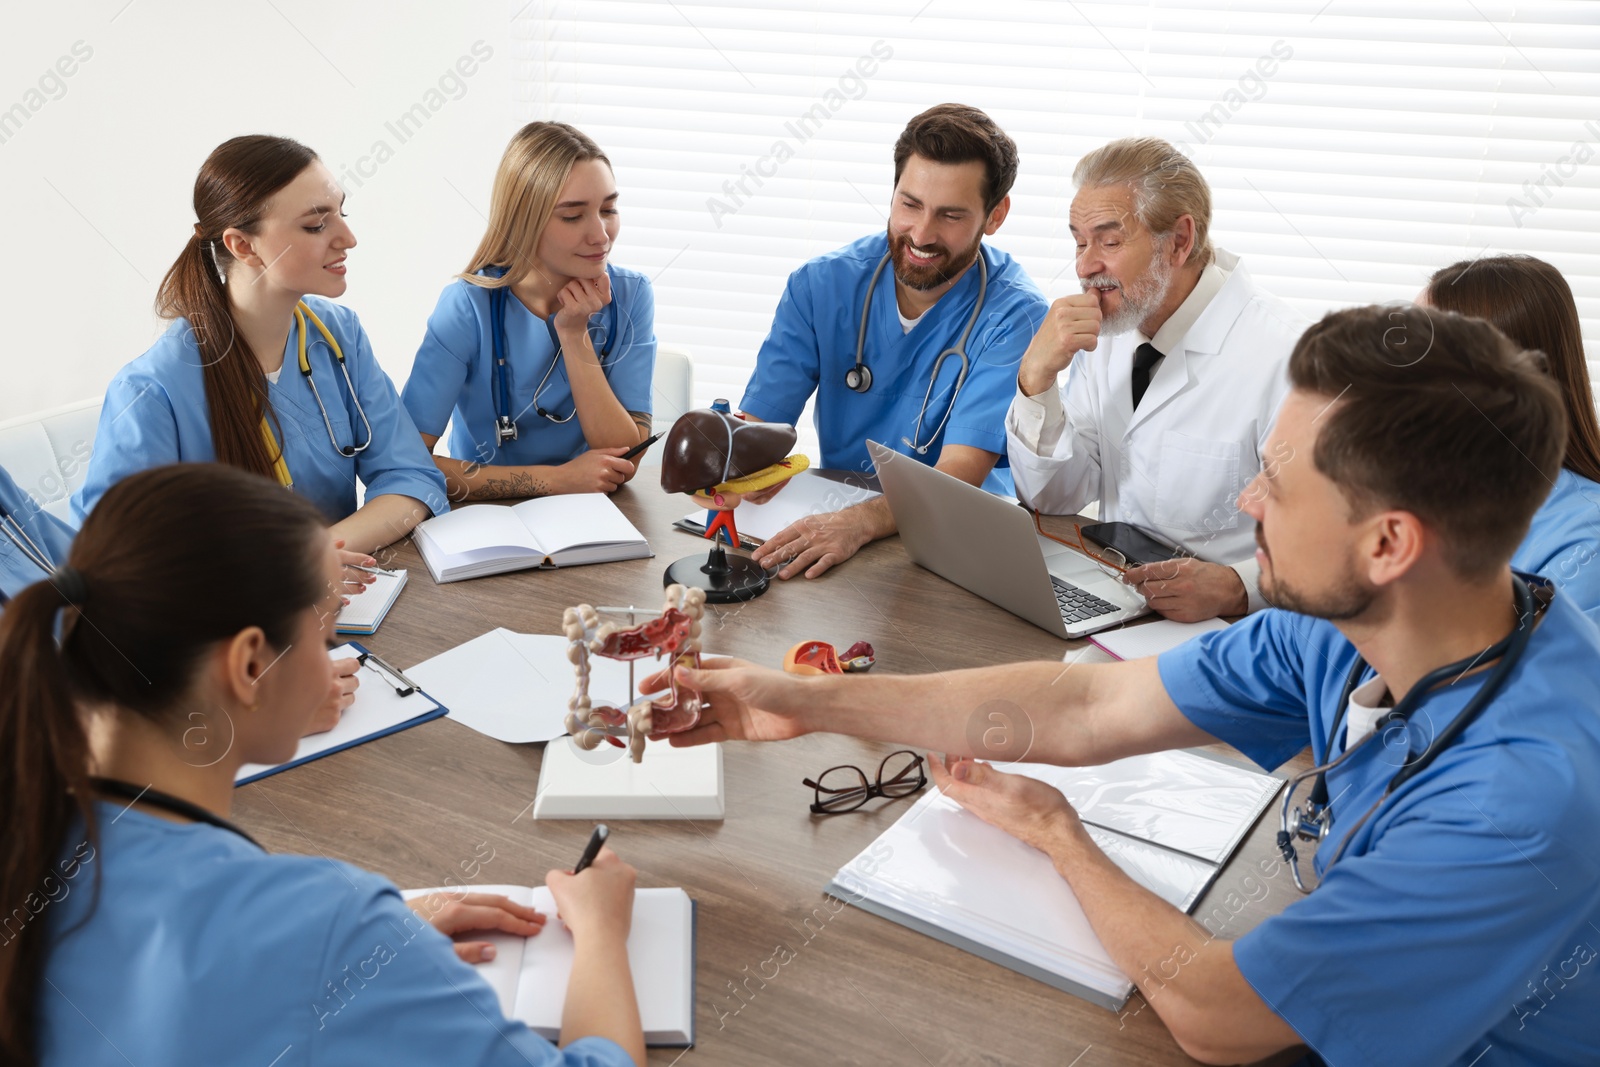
[1079,522,1191,567]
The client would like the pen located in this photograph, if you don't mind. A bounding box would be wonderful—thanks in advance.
[573,824,610,873]
[619,432,665,462]
[350,564,401,578]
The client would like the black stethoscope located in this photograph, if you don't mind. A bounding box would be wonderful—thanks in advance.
[488,267,620,445]
[845,251,989,456]
[1277,575,1541,892]
[91,777,263,850]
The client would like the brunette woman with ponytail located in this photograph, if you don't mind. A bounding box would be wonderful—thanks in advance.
[70,135,449,557]
[1421,255,1600,618]
[8,464,645,1067]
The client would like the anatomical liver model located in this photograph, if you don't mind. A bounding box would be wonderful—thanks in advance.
[563,584,708,763]
[659,405,808,601]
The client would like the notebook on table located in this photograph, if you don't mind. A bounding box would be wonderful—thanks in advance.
[335,568,408,635]
[1087,617,1229,661]
[825,749,1282,1011]
[400,884,696,1047]
[235,643,447,785]
[414,494,651,583]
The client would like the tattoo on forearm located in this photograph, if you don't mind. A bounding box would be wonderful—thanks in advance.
[475,471,551,500]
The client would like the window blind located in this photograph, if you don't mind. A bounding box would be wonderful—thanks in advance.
[511,1,1600,421]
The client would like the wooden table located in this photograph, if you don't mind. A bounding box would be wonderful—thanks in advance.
[233,477,1308,1067]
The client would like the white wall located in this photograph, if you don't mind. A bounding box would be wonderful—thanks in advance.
[0,0,514,422]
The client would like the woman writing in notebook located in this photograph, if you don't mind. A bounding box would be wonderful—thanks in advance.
[72,135,449,557]
[1,463,645,1067]
[401,122,658,500]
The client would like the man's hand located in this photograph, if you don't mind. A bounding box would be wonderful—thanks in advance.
[304,656,359,736]
[639,657,814,746]
[552,271,613,348]
[406,891,547,964]
[556,448,635,494]
[1122,558,1247,622]
[1017,293,1102,397]
[750,502,881,579]
[738,479,789,506]
[927,754,1084,854]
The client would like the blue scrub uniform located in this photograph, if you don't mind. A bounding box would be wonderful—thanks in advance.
[71,297,449,525]
[0,464,74,602]
[1513,467,1600,619]
[1159,592,1600,1066]
[37,804,631,1066]
[739,233,1047,494]
[401,266,657,468]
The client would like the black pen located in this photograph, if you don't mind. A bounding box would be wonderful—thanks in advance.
[573,824,609,873]
[619,432,664,462]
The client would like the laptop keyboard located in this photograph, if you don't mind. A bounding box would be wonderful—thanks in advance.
[1051,576,1121,625]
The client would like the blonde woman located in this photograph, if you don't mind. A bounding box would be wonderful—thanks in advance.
[402,123,657,500]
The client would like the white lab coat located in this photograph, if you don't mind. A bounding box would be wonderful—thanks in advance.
[1006,250,1308,610]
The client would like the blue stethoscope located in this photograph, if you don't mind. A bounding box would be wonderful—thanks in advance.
[488,267,619,445]
[1277,575,1540,892]
[845,251,989,455]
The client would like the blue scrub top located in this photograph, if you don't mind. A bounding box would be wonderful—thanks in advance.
[37,804,632,1066]
[0,464,74,601]
[1159,592,1600,1066]
[401,266,657,468]
[1513,467,1600,620]
[71,297,449,526]
[739,232,1046,494]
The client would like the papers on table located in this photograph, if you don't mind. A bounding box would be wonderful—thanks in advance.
[827,750,1282,1010]
[1087,617,1228,661]
[401,884,695,1047]
[675,469,880,547]
[406,628,633,744]
[234,643,447,785]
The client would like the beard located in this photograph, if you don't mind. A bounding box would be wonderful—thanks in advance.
[1081,251,1175,337]
[888,224,984,292]
[1256,528,1376,620]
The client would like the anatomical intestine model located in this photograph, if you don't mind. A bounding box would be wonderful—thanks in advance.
[563,583,708,763]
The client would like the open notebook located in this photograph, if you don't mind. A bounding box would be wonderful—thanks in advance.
[401,884,695,1047]
[414,495,650,583]
[674,469,880,548]
[235,643,446,785]
[826,750,1282,1011]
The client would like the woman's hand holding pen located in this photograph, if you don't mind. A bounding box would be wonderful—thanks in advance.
[332,538,378,601]
[547,847,636,945]
[303,656,360,736]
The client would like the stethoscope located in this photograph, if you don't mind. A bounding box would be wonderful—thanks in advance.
[0,502,55,603]
[488,267,619,445]
[91,777,263,849]
[845,250,989,456]
[260,302,373,488]
[1277,575,1540,893]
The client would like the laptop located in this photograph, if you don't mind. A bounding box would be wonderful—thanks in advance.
[868,441,1149,639]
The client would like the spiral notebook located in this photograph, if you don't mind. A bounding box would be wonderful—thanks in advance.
[825,749,1281,1011]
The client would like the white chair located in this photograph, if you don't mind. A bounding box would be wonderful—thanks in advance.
[652,345,695,435]
[0,397,103,525]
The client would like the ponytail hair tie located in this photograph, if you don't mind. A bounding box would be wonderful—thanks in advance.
[193,222,204,238]
[52,566,88,606]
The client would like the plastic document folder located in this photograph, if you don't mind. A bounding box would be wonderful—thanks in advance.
[234,642,447,785]
[826,749,1282,1010]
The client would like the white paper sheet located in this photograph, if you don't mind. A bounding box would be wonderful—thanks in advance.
[406,629,635,744]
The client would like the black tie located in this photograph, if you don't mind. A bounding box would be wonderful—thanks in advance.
[1132,342,1163,410]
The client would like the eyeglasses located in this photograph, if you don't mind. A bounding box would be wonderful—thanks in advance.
[1030,510,1130,579]
[803,750,927,815]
